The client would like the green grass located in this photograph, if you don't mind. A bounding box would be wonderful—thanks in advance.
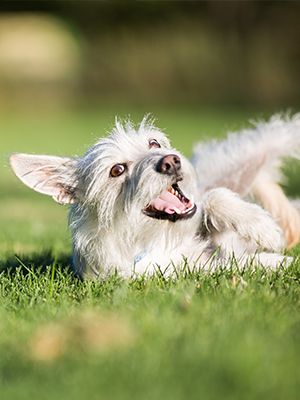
[1,106,300,399]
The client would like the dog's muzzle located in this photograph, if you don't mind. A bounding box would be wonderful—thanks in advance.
[143,154,197,222]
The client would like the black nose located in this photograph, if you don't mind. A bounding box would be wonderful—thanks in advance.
[156,154,181,175]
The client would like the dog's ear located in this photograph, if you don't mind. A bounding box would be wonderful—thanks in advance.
[10,153,78,205]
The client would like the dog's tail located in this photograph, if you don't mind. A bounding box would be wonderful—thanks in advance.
[192,113,300,247]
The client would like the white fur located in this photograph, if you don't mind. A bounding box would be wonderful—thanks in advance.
[10,115,300,279]
[192,113,300,195]
[192,113,300,247]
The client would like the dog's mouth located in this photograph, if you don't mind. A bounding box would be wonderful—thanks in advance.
[143,182,197,222]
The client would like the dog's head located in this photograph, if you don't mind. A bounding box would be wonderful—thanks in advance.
[10,117,198,229]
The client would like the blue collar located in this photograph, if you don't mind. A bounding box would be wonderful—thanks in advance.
[134,250,148,264]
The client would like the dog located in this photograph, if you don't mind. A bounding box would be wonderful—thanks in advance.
[10,114,300,279]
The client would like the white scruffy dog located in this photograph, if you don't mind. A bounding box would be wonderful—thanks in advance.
[10,114,300,279]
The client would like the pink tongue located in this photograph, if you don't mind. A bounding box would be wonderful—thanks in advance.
[150,190,186,214]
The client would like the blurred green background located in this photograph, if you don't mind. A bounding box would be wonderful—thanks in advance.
[1,1,300,108]
[0,3,300,400]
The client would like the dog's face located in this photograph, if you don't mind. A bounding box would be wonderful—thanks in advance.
[10,118,198,230]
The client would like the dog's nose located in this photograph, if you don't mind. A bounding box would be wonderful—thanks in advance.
[156,154,181,175]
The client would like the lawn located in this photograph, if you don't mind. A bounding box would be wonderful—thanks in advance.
[0,106,300,400]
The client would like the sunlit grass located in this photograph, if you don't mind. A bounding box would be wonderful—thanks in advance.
[0,107,300,399]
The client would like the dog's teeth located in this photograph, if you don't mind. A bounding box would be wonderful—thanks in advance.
[187,202,194,211]
[174,207,182,214]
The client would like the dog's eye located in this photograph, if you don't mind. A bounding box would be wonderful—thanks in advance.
[149,139,161,149]
[110,164,126,178]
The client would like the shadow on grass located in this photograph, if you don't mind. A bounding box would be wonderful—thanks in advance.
[0,250,75,276]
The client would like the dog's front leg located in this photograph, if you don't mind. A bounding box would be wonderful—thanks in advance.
[200,188,284,252]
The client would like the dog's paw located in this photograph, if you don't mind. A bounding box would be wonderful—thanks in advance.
[202,188,284,252]
[252,252,293,270]
[237,202,285,252]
